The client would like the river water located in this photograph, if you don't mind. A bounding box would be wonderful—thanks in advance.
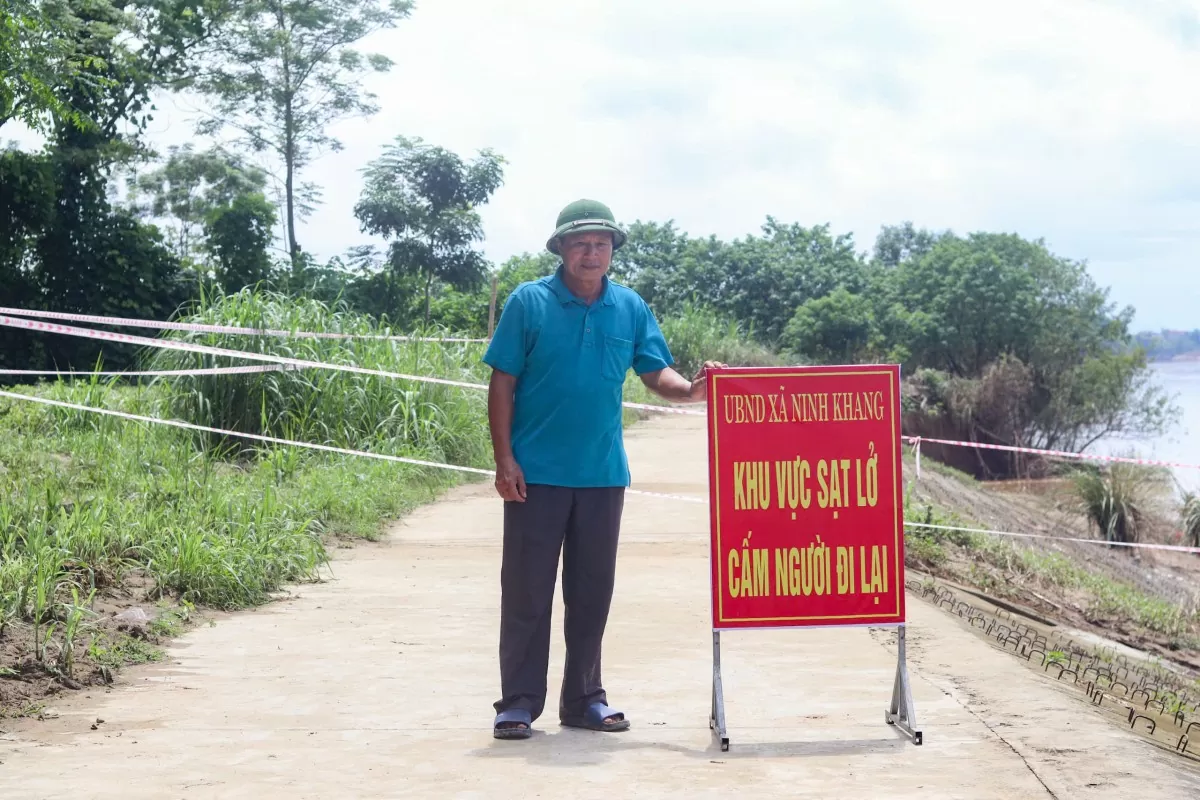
[1095,360,1200,495]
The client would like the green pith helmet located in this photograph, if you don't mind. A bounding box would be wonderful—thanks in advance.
[545,198,627,255]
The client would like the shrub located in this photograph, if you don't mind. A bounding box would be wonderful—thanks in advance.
[658,303,781,377]
[143,289,491,468]
[1069,463,1168,544]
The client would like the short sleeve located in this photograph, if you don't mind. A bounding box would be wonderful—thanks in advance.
[483,290,528,377]
[632,299,674,375]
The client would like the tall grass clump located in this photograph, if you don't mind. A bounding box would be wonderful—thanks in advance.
[1182,491,1200,548]
[657,303,782,377]
[143,289,491,469]
[1069,462,1167,544]
[0,384,334,611]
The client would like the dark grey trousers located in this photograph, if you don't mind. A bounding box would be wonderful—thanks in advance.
[493,484,625,723]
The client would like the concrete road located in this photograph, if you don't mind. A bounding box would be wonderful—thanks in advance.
[2,414,1199,799]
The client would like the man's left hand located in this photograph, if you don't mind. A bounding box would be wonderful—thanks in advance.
[687,360,727,402]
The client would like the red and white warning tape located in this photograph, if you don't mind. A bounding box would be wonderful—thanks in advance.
[904,521,1200,555]
[622,400,705,416]
[2,389,1195,554]
[0,365,287,378]
[0,314,499,392]
[4,311,1197,473]
[0,314,704,417]
[0,389,703,505]
[903,435,1199,472]
[0,306,489,343]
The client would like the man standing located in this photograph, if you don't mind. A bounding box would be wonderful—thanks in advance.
[483,199,724,740]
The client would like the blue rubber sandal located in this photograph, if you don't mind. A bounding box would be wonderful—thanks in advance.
[561,702,630,732]
[493,708,533,740]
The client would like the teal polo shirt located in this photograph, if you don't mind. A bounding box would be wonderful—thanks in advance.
[483,266,675,488]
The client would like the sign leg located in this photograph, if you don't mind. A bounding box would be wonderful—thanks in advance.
[709,630,729,751]
[885,624,923,744]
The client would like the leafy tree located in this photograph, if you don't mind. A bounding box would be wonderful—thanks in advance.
[0,0,222,372]
[1035,347,1175,453]
[872,221,945,269]
[889,231,1178,465]
[0,145,193,373]
[492,252,558,307]
[0,0,103,133]
[38,1,230,151]
[194,0,415,271]
[626,218,867,344]
[204,191,279,293]
[886,233,1051,376]
[353,135,505,324]
[727,219,868,343]
[0,148,56,374]
[619,223,735,331]
[782,287,878,365]
[610,219,693,284]
[130,143,270,259]
[358,251,556,337]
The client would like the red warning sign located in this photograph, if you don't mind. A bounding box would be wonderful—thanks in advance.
[706,365,906,629]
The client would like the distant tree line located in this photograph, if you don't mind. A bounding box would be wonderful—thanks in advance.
[1134,329,1200,362]
[469,221,1177,478]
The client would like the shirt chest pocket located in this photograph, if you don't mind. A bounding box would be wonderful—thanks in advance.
[601,335,634,382]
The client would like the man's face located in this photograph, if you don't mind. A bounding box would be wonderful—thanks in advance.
[559,231,613,281]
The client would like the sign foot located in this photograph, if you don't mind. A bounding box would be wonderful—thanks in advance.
[710,631,730,751]
[885,624,923,745]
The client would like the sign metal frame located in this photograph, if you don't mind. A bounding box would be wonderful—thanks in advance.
[702,365,922,750]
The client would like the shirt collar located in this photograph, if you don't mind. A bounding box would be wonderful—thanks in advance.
[546,264,615,306]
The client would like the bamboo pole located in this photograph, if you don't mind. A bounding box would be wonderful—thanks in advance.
[487,274,499,338]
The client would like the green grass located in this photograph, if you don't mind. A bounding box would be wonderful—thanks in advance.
[1,290,761,695]
[1181,491,1200,548]
[657,303,782,378]
[0,381,470,615]
[971,539,1197,640]
[0,292,500,690]
[87,631,166,671]
[903,493,1200,641]
[902,489,977,568]
[902,451,979,487]
[145,289,493,467]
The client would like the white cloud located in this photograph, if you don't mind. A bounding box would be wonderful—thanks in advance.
[19,0,1200,329]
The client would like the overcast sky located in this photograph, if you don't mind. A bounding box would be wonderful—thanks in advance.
[14,0,1200,331]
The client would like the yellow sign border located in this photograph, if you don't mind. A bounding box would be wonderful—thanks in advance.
[711,369,903,625]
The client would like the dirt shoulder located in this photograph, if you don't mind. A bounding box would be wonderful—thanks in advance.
[906,461,1200,673]
[2,414,1199,798]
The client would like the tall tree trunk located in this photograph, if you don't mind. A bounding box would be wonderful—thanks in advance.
[278,6,299,275]
[424,272,433,326]
[284,103,298,272]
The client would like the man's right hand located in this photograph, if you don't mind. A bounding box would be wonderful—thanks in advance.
[494,456,527,502]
